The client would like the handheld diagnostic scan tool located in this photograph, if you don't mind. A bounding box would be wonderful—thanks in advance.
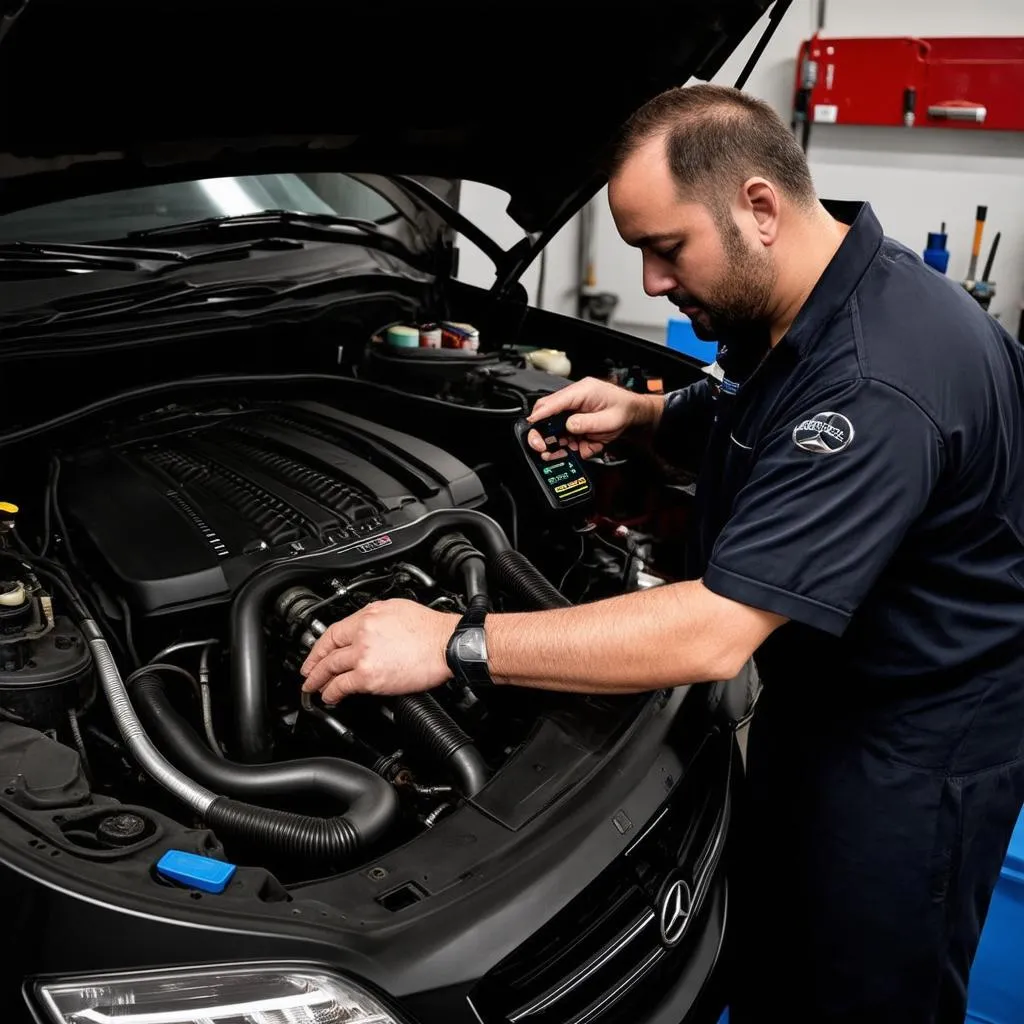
[513,413,594,512]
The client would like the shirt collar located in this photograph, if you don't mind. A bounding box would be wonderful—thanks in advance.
[779,200,883,357]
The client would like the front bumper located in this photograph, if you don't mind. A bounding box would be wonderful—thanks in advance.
[459,729,734,1024]
[5,706,737,1024]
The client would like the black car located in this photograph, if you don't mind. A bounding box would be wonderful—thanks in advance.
[0,3,782,1022]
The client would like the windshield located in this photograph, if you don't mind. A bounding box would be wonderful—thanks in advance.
[0,173,399,243]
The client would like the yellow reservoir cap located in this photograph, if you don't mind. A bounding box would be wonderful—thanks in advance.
[0,502,18,515]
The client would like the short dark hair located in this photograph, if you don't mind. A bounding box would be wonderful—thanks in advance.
[607,83,817,211]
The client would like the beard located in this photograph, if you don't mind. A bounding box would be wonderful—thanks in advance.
[669,218,776,342]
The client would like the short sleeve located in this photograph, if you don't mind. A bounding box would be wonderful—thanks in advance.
[703,379,944,635]
[653,378,715,468]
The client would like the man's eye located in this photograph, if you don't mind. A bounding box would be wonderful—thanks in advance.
[656,244,681,261]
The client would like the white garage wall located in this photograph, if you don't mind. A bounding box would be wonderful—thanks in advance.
[454,182,581,317]
[456,0,1024,337]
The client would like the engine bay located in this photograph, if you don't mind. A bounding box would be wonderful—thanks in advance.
[0,344,697,891]
[57,399,487,614]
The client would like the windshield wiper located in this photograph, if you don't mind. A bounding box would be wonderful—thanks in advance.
[117,209,427,273]
[125,210,384,244]
[0,238,315,278]
[0,241,167,274]
[1,209,426,286]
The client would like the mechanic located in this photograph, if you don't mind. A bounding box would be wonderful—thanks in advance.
[301,84,1024,1023]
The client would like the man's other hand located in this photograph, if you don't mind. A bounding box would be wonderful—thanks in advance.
[526,376,664,461]
[300,599,459,704]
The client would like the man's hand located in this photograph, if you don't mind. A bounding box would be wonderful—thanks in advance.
[298,582,785,705]
[527,377,664,461]
[300,599,459,704]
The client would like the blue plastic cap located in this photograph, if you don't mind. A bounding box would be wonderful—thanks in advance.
[157,849,237,894]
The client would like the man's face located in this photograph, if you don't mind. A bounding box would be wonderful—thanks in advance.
[608,137,776,341]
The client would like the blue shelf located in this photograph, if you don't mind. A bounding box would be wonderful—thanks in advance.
[666,317,718,365]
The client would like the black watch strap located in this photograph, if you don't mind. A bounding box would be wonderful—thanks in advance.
[445,594,493,689]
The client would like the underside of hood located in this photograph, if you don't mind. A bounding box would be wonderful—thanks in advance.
[0,0,777,233]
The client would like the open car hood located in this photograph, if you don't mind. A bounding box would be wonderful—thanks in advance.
[0,0,780,291]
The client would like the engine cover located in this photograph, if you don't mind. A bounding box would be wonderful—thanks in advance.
[59,400,485,614]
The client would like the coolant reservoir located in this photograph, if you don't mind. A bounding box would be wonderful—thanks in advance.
[0,580,26,608]
[525,348,571,376]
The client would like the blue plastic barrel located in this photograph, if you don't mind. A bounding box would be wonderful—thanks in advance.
[965,806,1024,1022]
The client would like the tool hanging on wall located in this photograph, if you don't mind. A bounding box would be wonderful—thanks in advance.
[961,205,1001,312]
[970,231,1000,312]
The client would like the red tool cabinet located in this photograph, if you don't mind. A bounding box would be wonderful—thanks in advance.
[793,35,1024,132]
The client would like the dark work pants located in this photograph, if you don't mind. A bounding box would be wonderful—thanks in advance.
[728,677,1024,1024]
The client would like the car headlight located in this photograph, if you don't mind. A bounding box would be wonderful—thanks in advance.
[32,963,406,1024]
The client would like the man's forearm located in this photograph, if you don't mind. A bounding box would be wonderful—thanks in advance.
[633,393,666,434]
[485,580,776,693]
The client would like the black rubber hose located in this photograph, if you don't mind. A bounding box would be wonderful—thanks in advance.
[133,673,398,847]
[391,693,490,797]
[233,568,294,763]
[204,796,360,864]
[493,549,571,610]
[461,557,489,603]
[231,509,511,762]
[430,532,489,603]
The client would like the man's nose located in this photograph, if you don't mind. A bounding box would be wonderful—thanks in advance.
[642,254,677,297]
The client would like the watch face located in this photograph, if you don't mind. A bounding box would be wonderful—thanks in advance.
[457,628,488,663]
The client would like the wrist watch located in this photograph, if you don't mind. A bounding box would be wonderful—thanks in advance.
[445,595,494,689]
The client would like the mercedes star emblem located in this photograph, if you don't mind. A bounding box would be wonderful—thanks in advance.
[791,410,855,454]
[658,877,693,948]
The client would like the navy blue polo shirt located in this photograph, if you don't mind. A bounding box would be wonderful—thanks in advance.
[658,201,1024,1020]
[659,200,1024,708]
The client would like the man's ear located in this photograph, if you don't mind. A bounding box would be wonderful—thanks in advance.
[740,177,780,246]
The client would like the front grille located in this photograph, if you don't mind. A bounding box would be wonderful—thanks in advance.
[469,737,732,1024]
